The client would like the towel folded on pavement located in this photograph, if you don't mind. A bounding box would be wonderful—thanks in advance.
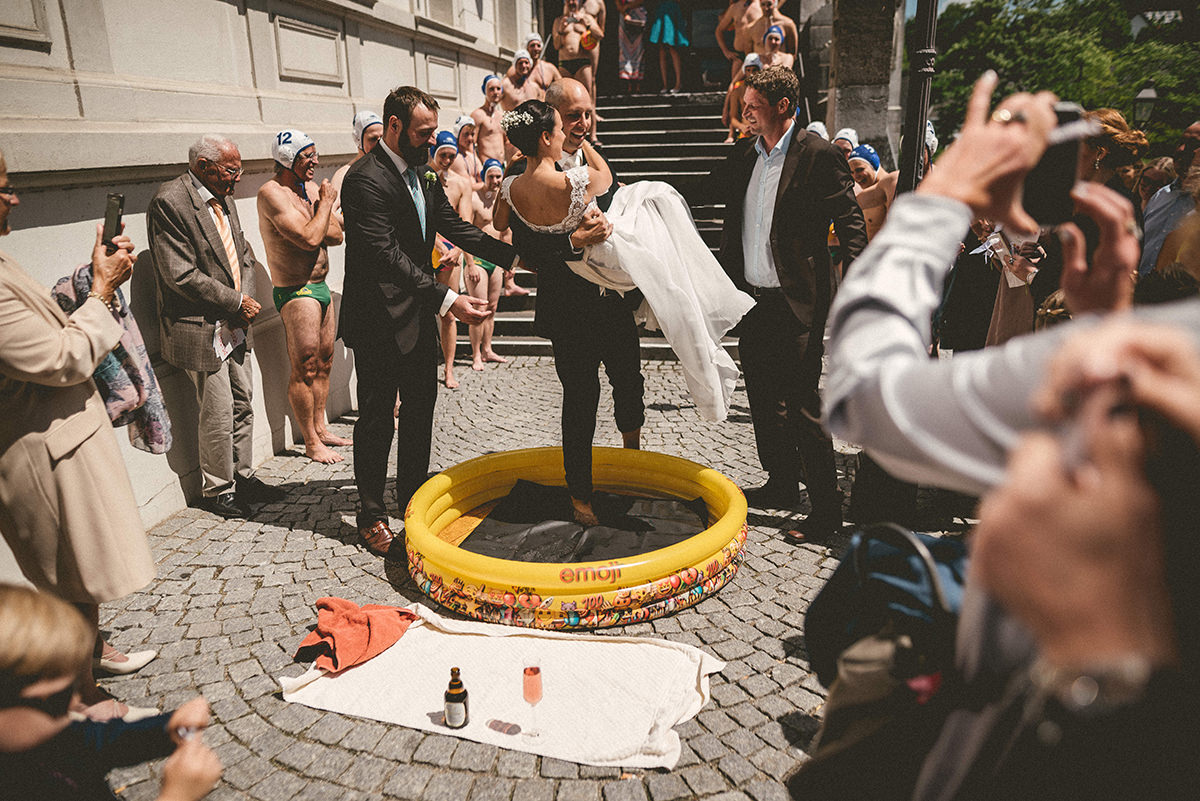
[293,597,419,675]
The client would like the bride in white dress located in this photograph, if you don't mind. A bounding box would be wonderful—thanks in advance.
[493,100,755,422]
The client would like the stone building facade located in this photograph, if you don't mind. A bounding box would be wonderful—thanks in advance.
[0,0,533,524]
[798,0,905,168]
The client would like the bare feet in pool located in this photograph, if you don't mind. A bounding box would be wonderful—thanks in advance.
[572,497,600,527]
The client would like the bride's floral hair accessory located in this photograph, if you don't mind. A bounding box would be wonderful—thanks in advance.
[502,100,557,155]
[501,110,535,132]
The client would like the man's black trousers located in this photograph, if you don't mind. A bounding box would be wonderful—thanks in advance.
[351,327,438,529]
[549,295,645,502]
[737,293,840,521]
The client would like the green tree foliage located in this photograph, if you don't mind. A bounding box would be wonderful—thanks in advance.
[908,0,1199,149]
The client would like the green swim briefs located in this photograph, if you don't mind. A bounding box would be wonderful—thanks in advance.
[474,256,499,274]
[273,280,332,312]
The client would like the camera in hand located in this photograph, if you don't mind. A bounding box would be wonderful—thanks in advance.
[1021,103,1099,227]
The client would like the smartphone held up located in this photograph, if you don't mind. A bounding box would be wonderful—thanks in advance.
[102,192,124,254]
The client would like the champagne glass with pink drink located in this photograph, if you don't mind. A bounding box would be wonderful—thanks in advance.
[522,662,542,739]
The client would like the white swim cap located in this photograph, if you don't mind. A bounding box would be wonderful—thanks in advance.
[806,121,829,140]
[352,111,383,150]
[272,129,315,168]
[925,119,939,155]
[526,31,543,47]
[454,114,475,139]
[832,128,859,149]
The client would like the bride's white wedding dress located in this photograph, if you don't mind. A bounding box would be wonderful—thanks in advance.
[502,165,755,421]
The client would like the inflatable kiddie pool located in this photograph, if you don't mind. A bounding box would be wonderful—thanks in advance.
[404,447,748,630]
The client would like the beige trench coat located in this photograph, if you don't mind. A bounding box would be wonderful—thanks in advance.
[0,249,154,603]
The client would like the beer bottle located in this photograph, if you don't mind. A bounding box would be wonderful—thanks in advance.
[444,666,469,728]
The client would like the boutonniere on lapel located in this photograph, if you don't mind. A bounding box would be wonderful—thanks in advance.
[423,170,437,186]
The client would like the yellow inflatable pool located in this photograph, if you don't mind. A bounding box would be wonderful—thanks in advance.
[404,447,749,630]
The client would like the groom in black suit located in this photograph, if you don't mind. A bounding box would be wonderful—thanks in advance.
[708,66,866,540]
[340,86,517,555]
[505,78,643,525]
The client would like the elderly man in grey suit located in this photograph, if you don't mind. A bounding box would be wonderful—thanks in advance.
[148,134,284,518]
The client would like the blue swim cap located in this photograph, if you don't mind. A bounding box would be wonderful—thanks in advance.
[480,158,504,180]
[430,130,458,158]
[482,74,502,95]
[764,24,784,42]
[849,144,880,171]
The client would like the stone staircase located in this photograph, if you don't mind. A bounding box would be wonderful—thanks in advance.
[457,91,733,360]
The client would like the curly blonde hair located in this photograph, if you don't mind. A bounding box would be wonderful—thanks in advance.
[1084,108,1148,169]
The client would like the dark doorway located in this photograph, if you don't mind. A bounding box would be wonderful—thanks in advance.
[540,0,732,96]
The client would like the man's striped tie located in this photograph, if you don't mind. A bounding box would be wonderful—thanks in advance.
[208,198,242,292]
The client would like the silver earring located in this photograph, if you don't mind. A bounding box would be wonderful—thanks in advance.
[1094,158,1102,170]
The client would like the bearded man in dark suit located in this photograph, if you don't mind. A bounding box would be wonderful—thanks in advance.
[708,66,867,540]
[340,86,517,555]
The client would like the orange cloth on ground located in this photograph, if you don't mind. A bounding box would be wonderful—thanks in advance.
[294,597,419,674]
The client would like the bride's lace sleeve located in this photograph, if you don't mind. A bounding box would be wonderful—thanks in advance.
[566,165,591,215]
[500,175,516,204]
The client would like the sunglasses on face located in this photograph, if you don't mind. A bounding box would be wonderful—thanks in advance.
[1,682,76,718]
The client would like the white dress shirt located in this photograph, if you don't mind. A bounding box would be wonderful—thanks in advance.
[376,140,459,316]
[559,148,583,170]
[741,120,797,288]
[189,171,228,233]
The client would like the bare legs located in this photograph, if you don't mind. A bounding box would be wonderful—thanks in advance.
[72,603,132,720]
[74,603,104,706]
[659,45,683,92]
[503,267,529,297]
[281,297,346,463]
[467,260,507,370]
[589,45,602,115]
[314,300,350,448]
[579,64,600,143]
[466,260,486,370]
[437,260,462,388]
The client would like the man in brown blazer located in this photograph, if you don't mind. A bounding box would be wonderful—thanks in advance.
[148,134,284,518]
[707,66,867,540]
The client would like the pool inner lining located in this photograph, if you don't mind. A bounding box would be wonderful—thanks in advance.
[459,479,709,563]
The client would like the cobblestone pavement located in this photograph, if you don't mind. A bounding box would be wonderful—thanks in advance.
[101,356,974,801]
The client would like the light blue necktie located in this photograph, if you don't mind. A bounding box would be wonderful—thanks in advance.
[404,167,427,234]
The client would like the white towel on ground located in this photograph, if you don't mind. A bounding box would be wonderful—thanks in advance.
[279,604,724,768]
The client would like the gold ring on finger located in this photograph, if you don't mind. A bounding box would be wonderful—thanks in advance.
[991,109,1027,125]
